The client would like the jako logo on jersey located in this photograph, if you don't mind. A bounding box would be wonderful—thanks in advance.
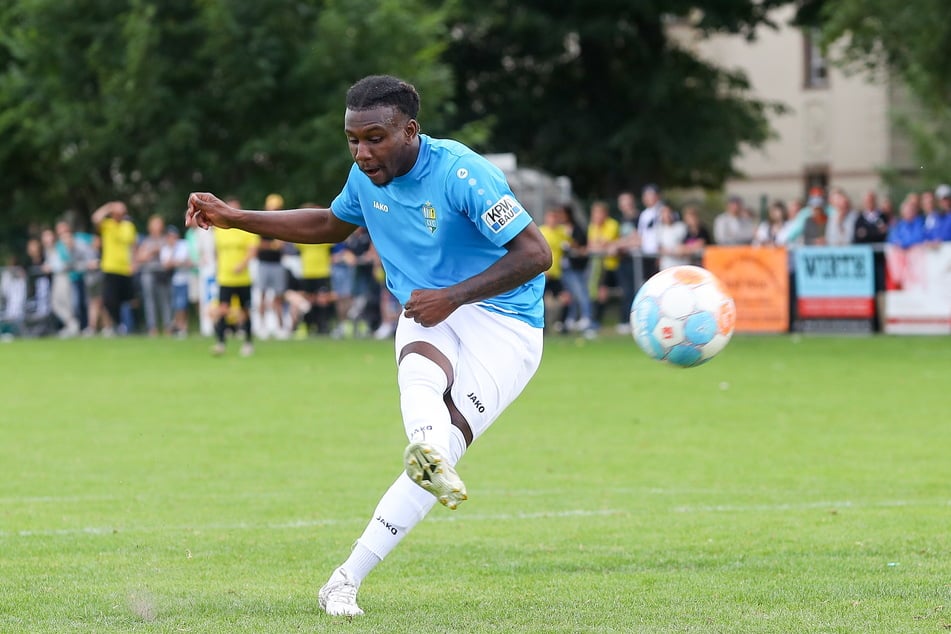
[422,202,437,234]
[373,201,389,212]
[481,195,523,233]
[467,392,486,413]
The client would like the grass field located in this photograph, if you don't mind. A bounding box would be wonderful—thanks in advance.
[1,332,949,633]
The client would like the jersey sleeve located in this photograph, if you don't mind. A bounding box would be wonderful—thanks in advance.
[330,166,368,227]
[446,155,533,247]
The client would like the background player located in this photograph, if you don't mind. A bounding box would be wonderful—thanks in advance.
[211,197,259,356]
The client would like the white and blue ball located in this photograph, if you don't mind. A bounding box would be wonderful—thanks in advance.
[630,265,736,368]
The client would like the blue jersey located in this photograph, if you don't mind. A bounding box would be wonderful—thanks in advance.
[887,216,926,249]
[331,134,544,327]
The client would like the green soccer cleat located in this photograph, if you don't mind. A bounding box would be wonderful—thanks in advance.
[403,441,468,510]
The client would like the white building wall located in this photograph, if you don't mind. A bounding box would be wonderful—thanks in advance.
[671,6,910,211]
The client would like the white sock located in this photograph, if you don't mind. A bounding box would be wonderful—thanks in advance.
[341,473,438,585]
[337,544,380,587]
[398,353,452,456]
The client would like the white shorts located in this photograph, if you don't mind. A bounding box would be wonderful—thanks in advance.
[393,304,543,444]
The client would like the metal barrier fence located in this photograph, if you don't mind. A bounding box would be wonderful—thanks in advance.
[4,242,945,338]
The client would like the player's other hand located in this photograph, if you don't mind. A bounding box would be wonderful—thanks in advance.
[186,192,235,231]
[403,288,459,327]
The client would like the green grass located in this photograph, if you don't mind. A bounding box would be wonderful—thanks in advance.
[1,333,949,633]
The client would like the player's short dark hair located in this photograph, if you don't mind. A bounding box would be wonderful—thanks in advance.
[346,75,420,120]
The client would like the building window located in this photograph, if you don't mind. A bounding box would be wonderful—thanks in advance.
[804,166,829,199]
[804,30,828,89]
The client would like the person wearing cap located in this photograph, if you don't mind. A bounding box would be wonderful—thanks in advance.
[255,193,291,338]
[782,187,834,245]
[713,195,755,245]
[925,184,951,242]
[210,197,259,356]
[803,195,829,245]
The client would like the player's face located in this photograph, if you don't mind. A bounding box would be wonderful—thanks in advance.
[345,106,419,186]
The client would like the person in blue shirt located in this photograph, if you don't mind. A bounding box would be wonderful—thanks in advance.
[887,199,926,249]
[927,184,951,242]
[186,75,551,617]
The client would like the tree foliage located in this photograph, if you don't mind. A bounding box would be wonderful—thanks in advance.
[798,0,951,184]
[0,0,802,240]
[441,0,789,198]
[0,0,452,233]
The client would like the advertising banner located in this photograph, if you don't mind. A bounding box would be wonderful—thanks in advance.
[703,246,789,333]
[794,246,875,321]
[884,243,951,334]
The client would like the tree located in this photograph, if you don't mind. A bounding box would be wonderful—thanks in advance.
[0,0,453,238]
[798,0,951,186]
[441,0,790,199]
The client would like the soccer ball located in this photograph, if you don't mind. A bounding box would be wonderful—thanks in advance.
[629,265,736,368]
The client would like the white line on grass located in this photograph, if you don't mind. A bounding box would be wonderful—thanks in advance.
[671,499,951,513]
[1,508,625,538]
[4,499,949,539]
[0,486,769,505]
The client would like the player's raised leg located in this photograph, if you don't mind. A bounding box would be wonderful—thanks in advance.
[397,344,468,508]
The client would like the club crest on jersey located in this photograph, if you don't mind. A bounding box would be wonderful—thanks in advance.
[421,202,437,234]
[481,195,523,233]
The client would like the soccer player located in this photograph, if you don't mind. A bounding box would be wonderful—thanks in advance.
[211,198,259,356]
[185,75,552,617]
[91,201,137,335]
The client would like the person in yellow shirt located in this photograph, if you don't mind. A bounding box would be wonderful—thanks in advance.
[91,201,137,335]
[212,197,260,356]
[586,200,620,330]
[539,207,573,332]
[286,204,335,336]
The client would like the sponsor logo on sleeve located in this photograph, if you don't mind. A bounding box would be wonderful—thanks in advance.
[481,195,524,233]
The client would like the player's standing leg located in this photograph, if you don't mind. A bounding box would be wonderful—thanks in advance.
[318,306,543,617]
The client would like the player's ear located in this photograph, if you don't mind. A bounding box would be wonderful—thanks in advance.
[404,119,419,141]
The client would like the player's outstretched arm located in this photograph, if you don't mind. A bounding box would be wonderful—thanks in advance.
[403,223,552,327]
[185,192,358,244]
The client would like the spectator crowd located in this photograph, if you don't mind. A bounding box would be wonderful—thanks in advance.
[537,183,951,336]
[3,183,950,343]
[0,195,400,348]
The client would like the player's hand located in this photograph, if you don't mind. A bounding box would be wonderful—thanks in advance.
[403,288,459,327]
[186,192,235,231]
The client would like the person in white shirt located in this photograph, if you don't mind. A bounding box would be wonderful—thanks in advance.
[656,205,689,270]
[753,201,789,246]
[713,195,755,245]
[637,184,662,268]
[825,188,859,246]
[160,225,195,336]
